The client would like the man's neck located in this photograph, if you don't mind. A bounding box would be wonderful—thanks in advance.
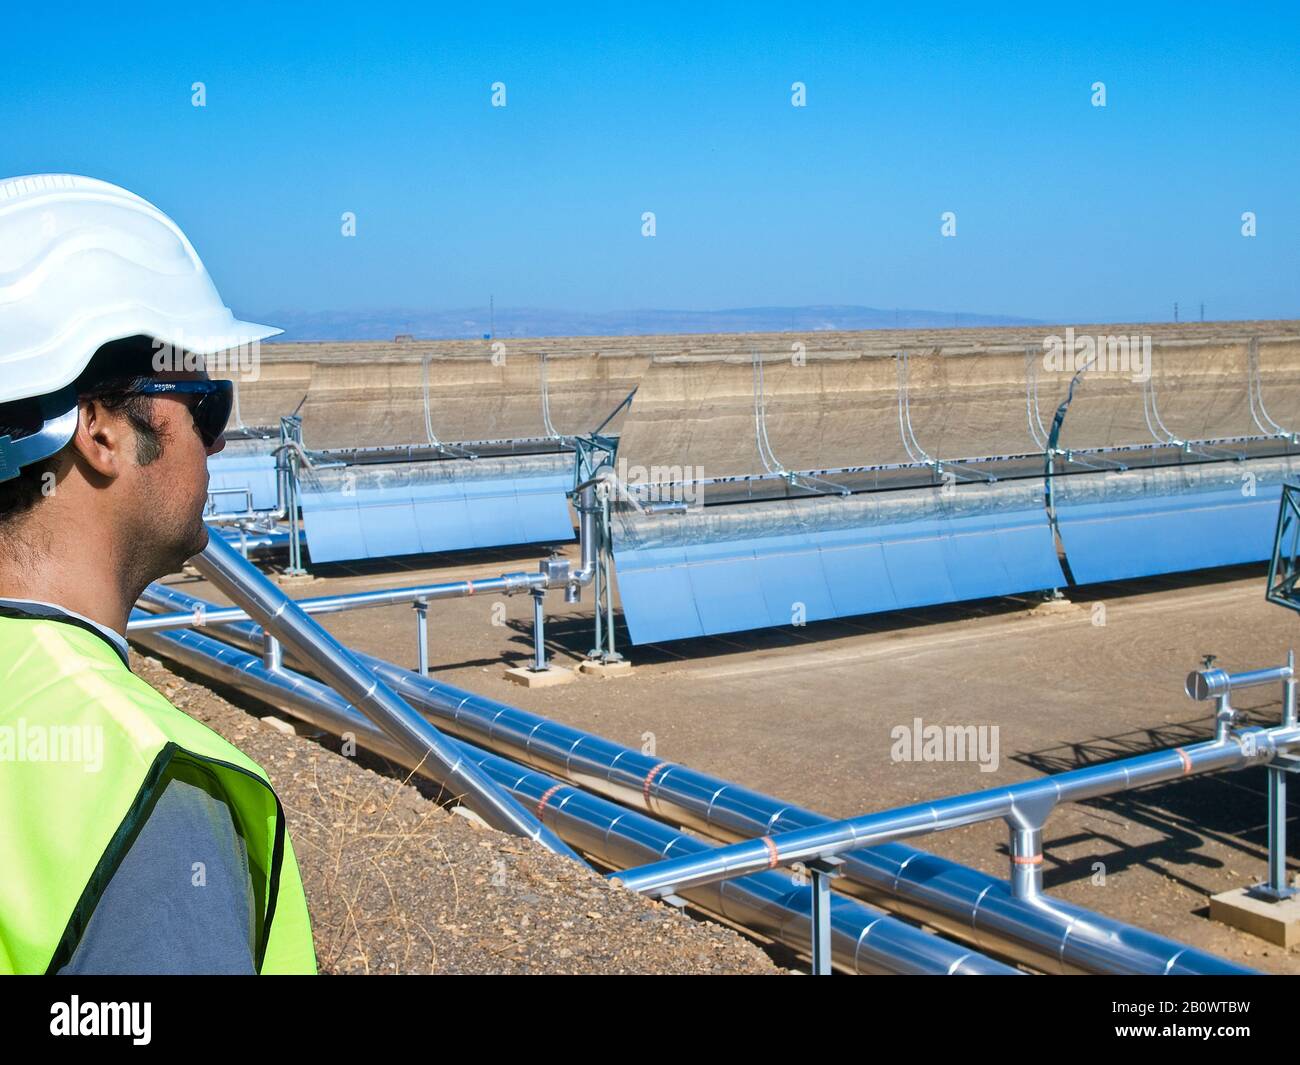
[0,519,141,637]
[0,566,135,636]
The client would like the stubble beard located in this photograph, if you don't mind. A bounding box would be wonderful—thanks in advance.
[124,470,211,598]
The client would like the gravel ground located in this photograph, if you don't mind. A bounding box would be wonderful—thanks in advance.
[131,652,784,975]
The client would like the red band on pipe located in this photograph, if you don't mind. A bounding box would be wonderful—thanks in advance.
[1012,853,1043,865]
[762,836,780,869]
[642,762,671,805]
[537,783,563,819]
[1176,747,1192,774]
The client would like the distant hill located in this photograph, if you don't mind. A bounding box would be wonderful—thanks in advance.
[258,305,1042,342]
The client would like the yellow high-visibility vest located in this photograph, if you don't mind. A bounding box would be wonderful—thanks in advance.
[0,613,316,973]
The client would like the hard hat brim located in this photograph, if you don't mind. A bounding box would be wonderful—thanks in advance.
[0,316,284,406]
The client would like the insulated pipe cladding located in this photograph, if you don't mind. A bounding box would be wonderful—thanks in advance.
[136,582,1253,975]
[565,471,604,599]
[190,534,579,860]
[128,618,1019,976]
[609,720,1300,897]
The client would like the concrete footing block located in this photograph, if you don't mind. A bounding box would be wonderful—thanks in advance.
[1031,596,1078,616]
[273,571,316,587]
[504,665,575,688]
[259,715,300,737]
[1209,886,1300,946]
[451,805,492,830]
[578,659,634,679]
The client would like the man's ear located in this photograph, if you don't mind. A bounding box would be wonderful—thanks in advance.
[69,398,127,480]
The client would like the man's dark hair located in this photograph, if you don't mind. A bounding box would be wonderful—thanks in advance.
[0,336,166,524]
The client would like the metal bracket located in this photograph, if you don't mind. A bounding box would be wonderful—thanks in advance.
[1270,752,1300,774]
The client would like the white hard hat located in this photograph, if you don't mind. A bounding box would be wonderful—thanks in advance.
[0,174,281,407]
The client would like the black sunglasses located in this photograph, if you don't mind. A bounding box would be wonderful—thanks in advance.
[133,380,234,447]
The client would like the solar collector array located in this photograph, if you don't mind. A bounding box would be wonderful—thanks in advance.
[1052,457,1297,584]
[609,338,1300,644]
[206,442,279,511]
[612,481,1066,644]
[295,453,574,563]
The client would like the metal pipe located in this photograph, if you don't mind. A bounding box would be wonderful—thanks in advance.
[1009,825,1044,899]
[128,571,550,633]
[129,619,1018,976]
[188,534,578,859]
[135,505,598,636]
[566,475,603,595]
[262,632,282,673]
[1186,663,1293,701]
[134,582,1256,975]
[609,722,1299,897]
[207,526,293,560]
[205,500,288,526]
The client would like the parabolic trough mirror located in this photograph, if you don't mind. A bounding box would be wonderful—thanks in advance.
[206,344,646,562]
[610,333,1300,644]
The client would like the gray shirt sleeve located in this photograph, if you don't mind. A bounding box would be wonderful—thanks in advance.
[57,777,258,975]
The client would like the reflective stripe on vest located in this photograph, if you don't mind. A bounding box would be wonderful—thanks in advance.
[0,615,316,974]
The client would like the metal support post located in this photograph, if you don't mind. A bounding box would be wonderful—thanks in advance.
[590,521,603,659]
[531,589,548,672]
[1252,753,1299,901]
[279,415,307,577]
[809,857,843,975]
[601,490,621,664]
[1009,824,1044,899]
[1286,651,1297,728]
[262,632,282,673]
[1215,692,1236,743]
[414,598,429,677]
[288,463,304,575]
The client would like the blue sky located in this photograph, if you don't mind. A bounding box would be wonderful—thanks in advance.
[3,2,1297,324]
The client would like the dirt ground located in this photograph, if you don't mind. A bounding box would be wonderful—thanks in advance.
[130,652,782,975]
[158,544,1300,974]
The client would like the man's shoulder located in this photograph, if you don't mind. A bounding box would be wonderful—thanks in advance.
[0,613,270,784]
[0,610,126,675]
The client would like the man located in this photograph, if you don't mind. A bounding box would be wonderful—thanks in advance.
[0,174,316,974]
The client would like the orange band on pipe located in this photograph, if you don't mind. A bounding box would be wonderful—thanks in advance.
[762,836,780,868]
[537,783,564,819]
[1012,853,1043,865]
[1176,747,1193,774]
[643,762,671,805]
[466,580,475,596]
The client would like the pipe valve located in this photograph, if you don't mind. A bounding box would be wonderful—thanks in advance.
[1186,660,1292,702]
[1186,668,1232,701]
